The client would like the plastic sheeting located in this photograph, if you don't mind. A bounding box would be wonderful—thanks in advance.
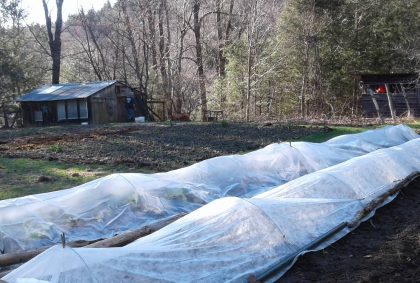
[0,125,418,253]
[4,136,419,283]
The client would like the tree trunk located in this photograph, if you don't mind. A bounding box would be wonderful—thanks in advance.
[400,84,412,118]
[174,30,186,114]
[158,1,171,118]
[367,87,384,124]
[192,0,207,121]
[147,8,159,73]
[42,0,63,84]
[384,83,396,121]
[245,0,257,122]
[300,41,310,119]
[246,41,252,122]
[1,103,9,128]
[215,0,234,111]
[163,0,173,115]
[216,0,232,78]
[121,0,151,120]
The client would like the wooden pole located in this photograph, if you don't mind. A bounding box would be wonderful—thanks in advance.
[366,87,384,124]
[0,213,185,268]
[0,240,97,268]
[384,83,396,121]
[86,213,185,248]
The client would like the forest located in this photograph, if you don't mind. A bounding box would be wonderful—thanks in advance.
[1,0,419,123]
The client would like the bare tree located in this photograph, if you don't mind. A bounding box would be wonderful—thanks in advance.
[192,0,207,121]
[366,85,384,124]
[157,0,171,118]
[42,0,64,84]
[399,83,412,118]
[384,83,396,121]
[169,0,191,115]
[216,0,234,78]
[120,0,151,120]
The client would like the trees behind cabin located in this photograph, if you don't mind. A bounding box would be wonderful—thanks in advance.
[1,0,419,123]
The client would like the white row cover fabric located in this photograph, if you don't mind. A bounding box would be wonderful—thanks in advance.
[4,137,419,283]
[0,125,418,254]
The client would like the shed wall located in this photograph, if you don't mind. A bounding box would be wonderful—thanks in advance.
[90,86,119,124]
[362,89,420,117]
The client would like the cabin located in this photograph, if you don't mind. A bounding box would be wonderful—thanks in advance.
[357,73,420,118]
[17,81,137,126]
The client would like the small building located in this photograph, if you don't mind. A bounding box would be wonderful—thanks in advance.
[357,73,420,118]
[17,81,137,126]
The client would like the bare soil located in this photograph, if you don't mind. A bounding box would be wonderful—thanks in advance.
[0,123,324,171]
[281,177,420,283]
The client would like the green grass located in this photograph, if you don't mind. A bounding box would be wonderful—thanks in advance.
[298,122,420,143]
[299,126,375,143]
[0,158,136,200]
[406,121,420,130]
[48,144,64,153]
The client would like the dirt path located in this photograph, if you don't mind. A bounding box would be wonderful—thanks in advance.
[0,123,323,171]
[280,177,420,283]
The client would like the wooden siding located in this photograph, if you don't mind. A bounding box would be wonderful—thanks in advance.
[89,83,133,124]
[90,86,118,124]
[362,90,420,117]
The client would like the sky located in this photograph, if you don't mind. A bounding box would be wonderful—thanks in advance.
[21,0,117,24]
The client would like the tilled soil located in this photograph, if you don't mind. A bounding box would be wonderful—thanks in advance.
[0,123,324,171]
[280,177,420,283]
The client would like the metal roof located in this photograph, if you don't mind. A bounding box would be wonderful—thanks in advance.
[355,73,419,84]
[17,81,117,102]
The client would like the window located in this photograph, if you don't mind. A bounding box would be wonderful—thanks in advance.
[67,100,78,119]
[57,102,66,121]
[34,111,43,122]
[79,99,88,118]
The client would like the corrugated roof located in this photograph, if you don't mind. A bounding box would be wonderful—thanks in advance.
[17,81,117,102]
[356,73,419,84]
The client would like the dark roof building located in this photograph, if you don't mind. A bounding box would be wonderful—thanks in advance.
[356,73,420,118]
[18,81,137,126]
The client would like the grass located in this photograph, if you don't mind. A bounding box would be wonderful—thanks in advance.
[300,122,420,143]
[48,144,64,153]
[299,126,375,143]
[0,158,135,200]
[406,121,420,130]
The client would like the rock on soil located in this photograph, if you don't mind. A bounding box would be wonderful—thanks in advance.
[37,175,52,182]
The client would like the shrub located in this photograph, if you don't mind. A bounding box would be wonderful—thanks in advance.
[48,144,64,153]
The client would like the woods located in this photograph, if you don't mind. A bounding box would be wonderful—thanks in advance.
[1,0,419,123]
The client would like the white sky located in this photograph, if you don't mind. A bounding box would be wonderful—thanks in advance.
[21,0,117,24]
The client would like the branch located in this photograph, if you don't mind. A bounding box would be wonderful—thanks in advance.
[26,24,51,57]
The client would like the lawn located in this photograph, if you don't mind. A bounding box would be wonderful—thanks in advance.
[299,126,370,143]
[406,120,420,130]
[0,158,132,200]
[301,122,419,143]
